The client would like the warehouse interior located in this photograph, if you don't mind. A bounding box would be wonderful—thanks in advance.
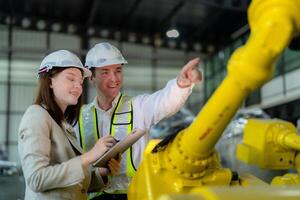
[1,0,300,199]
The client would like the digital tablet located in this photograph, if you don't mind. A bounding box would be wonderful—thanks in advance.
[92,129,145,167]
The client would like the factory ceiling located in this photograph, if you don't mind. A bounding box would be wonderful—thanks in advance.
[0,0,250,54]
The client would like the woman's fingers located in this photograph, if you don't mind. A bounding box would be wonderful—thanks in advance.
[99,135,117,148]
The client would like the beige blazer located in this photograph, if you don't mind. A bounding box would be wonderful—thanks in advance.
[18,105,105,200]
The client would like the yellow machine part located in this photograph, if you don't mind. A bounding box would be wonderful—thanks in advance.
[128,0,300,199]
[158,186,300,200]
[271,153,300,185]
[272,174,300,185]
[237,119,300,169]
[128,140,233,200]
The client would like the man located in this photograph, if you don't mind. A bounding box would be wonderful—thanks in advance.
[75,42,202,200]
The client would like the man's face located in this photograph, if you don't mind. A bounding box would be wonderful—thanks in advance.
[92,64,123,100]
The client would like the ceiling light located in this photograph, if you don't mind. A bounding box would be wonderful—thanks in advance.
[142,36,150,44]
[207,44,215,53]
[37,20,46,30]
[87,27,95,36]
[128,33,136,43]
[154,37,162,47]
[180,41,187,49]
[193,43,202,51]
[52,23,61,32]
[100,29,109,38]
[67,24,77,33]
[166,29,179,38]
[5,16,15,24]
[21,18,31,28]
[218,51,225,59]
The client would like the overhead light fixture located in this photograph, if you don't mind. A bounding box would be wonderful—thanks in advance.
[5,16,15,25]
[67,24,77,33]
[193,43,202,51]
[51,23,61,32]
[128,33,137,43]
[154,33,162,47]
[100,29,109,38]
[87,27,95,36]
[36,20,46,30]
[166,29,179,38]
[21,18,31,28]
[142,36,150,44]
[218,51,225,59]
[180,41,187,49]
[207,44,215,53]
[154,37,162,47]
[5,17,9,24]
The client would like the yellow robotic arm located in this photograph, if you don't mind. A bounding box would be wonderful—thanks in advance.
[128,0,300,199]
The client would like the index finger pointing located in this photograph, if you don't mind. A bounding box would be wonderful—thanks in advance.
[182,58,200,72]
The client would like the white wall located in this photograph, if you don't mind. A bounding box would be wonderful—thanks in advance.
[261,68,300,108]
[0,28,83,162]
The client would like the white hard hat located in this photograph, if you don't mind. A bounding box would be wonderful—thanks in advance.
[38,50,91,78]
[85,42,128,69]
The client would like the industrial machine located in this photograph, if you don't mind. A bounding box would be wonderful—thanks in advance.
[237,118,300,185]
[128,0,300,199]
[215,108,289,183]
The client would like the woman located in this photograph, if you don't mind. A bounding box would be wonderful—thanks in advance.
[18,50,120,200]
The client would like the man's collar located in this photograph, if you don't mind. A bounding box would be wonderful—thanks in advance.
[93,92,121,111]
[112,92,122,107]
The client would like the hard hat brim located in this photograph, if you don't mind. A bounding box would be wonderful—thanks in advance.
[79,66,92,78]
[85,59,128,69]
[38,65,91,78]
[38,50,90,77]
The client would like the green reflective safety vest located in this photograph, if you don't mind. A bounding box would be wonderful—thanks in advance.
[78,94,136,179]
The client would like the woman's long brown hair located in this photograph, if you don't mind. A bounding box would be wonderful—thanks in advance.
[34,67,83,127]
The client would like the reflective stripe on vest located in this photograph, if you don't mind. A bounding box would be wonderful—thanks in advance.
[78,94,136,178]
[111,95,136,177]
[78,105,99,152]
